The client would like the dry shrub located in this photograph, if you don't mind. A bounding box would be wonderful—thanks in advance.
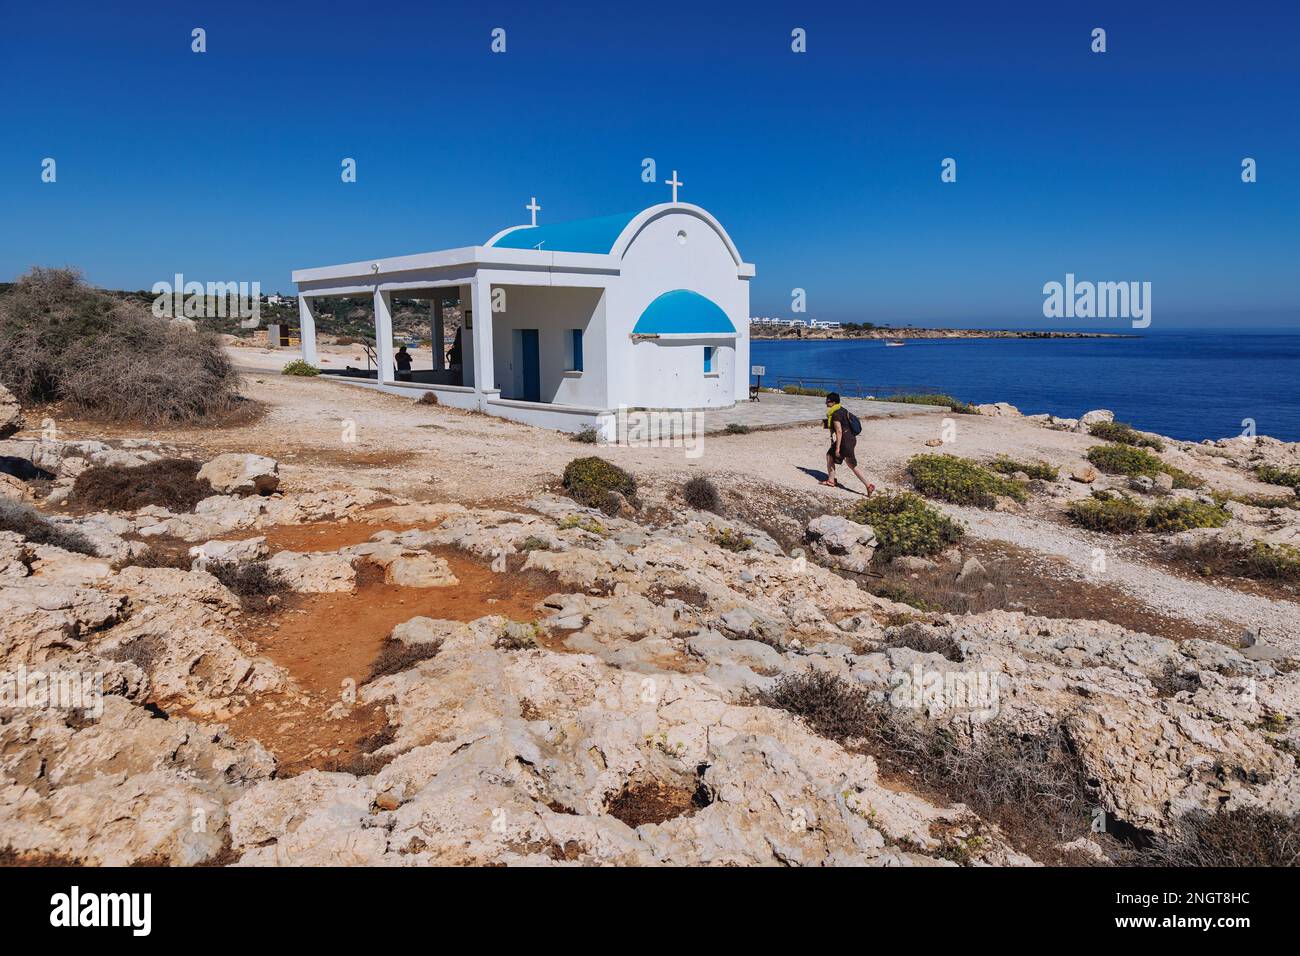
[125,540,193,569]
[759,672,1101,861]
[206,560,291,612]
[102,634,166,673]
[368,638,441,680]
[1140,807,1300,866]
[606,778,710,828]
[0,499,97,555]
[682,475,722,513]
[71,458,214,512]
[881,623,965,661]
[1150,661,1201,698]
[1172,537,1300,582]
[757,670,876,744]
[0,267,243,425]
[416,392,439,406]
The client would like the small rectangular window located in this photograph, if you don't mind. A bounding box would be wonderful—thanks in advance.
[703,346,714,373]
[569,329,584,372]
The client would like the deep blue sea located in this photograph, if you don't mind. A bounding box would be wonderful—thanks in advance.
[751,330,1300,443]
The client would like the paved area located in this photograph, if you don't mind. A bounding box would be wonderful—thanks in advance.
[695,391,946,433]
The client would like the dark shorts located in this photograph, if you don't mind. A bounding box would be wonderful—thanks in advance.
[829,442,857,467]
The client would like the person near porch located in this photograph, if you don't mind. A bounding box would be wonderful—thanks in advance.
[821,392,874,495]
[395,345,413,381]
[447,327,463,369]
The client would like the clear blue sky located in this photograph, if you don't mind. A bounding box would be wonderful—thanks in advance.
[2,0,1297,328]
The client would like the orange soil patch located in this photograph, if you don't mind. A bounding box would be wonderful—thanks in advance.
[218,545,562,776]
[235,518,426,554]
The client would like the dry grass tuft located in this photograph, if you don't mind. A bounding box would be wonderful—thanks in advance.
[0,499,97,555]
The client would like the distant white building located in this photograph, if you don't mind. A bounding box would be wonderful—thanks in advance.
[292,201,754,436]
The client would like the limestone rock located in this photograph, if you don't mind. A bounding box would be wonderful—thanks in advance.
[1077,409,1114,429]
[266,550,356,592]
[0,384,23,439]
[198,453,280,496]
[1070,465,1098,484]
[806,514,877,573]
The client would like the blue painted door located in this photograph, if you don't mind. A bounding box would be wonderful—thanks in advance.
[520,329,541,402]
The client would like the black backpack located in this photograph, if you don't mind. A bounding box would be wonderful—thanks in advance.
[846,410,862,435]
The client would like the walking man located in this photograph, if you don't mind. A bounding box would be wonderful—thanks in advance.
[821,392,875,495]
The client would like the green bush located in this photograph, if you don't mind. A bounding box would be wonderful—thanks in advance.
[1256,465,1300,489]
[561,457,637,515]
[848,491,964,561]
[907,454,1028,508]
[723,423,752,435]
[1086,443,1162,477]
[1088,420,1164,451]
[781,384,829,397]
[875,393,978,415]
[1066,496,1149,533]
[281,359,320,376]
[989,456,1059,481]
[1086,444,1201,488]
[1068,495,1229,534]
[1145,499,1230,533]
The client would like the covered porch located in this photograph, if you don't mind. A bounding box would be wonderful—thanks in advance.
[292,246,620,431]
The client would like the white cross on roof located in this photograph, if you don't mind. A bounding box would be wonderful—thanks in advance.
[666,170,683,204]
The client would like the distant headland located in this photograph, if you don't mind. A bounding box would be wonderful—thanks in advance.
[751,320,1133,341]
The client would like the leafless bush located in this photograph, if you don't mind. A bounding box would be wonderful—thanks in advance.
[758,672,1101,861]
[1139,807,1300,866]
[206,560,291,612]
[0,267,244,424]
[1150,660,1201,698]
[0,499,97,555]
[682,476,723,513]
[102,634,166,673]
[881,623,965,661]
[71,459,213,512]
[757,671,876,744]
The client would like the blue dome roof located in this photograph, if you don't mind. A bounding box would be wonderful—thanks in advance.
[489,211,640,254]
[632,290,737,336]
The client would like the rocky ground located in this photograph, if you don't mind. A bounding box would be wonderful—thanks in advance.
[1,375,1298,866]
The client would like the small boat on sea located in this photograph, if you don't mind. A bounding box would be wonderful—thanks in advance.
[885,340,906,347]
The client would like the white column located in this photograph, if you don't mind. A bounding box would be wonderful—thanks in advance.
[297,296,318,366]
[470,274,494,400]
[374,289,395,384]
